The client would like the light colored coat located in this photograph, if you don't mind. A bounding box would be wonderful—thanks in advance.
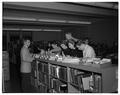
[83,45,96,58]
[20,46,34,73]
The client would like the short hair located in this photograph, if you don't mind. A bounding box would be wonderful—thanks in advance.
[76,40,85,46]
[82,37,89,42]
[61,40,67,45]
[51,41,59,46]
[68,40,75,45]
[22,37,31,44]
[65,32,71,35]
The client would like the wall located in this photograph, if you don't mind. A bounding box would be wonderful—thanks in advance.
[87,18,118,46]
[62,18,118,47]
[63,26,88,40]
[32,31,63,41]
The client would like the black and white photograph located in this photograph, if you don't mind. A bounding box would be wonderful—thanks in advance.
[2,1,118,93]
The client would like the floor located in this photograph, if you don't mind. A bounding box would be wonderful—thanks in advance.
[3,63,38,93]
[3,63,22,93]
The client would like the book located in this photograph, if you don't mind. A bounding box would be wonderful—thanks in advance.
[50,78,67,92]
[95,75,102,92]
[58,66,67,81]
[77,75,84,92]
[82,76,91,91]
[44,63,48,73]
[50,65,57,77]
[38,62,43,72]
[70,68,76,85]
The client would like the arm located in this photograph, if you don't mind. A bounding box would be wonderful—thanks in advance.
[66,33,79,42]
[86,48,96,58]
[71,36,79,42]
[62,51,65,57]
[50,47,61,53]
[21,48,34,62]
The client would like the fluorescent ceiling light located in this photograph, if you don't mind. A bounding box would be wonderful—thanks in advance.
[21,29,42,31]
[38,19,91,24]
[3,17,36,21]
[68,21,91,24]
[74,2,118,9]
[3,17,91,25]
[3,28,61,31]
[21,29,61,31]
[38,19,66,23]
[43,29,61,32]
[3,28,20,30]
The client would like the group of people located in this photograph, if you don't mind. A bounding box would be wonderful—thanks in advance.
[49,33,96,58]
[20,32,96,92]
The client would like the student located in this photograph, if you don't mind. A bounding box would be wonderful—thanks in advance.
[68,40,76,50]
[65,32,78,42]
[20,38,35,92]
[76,41,96,58]
[49,42,61,54]
[60,41,70,56]
[66,40,82,57]
[83,37,89,45]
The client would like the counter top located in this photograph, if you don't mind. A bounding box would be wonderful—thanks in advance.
[35,58,117,74]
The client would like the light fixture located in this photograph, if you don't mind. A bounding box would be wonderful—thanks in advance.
[43,29,62,32]
[38,19,66,23]
[3,16,91,24]
[3,17,36,21]
[73,2,118,9]
[21,28,42,31]
[68,21,91,24]
[38,19,91,24]
[3,28,20,31]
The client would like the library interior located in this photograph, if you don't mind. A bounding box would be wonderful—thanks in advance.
[2,2,118,93]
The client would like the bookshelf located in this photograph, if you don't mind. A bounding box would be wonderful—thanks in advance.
[49,64,68,93]
[69,68,102,93]
[31,59,117,93]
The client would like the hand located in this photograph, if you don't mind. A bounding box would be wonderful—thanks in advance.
[32,54,36,58]
[65,34,72,40]
[68,43,75,49]
[40,49,45,54]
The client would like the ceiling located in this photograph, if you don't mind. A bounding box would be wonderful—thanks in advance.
[3,2,118,29]
[3,2,118,17]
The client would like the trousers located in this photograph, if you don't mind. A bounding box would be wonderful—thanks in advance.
[21,73,33,93]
